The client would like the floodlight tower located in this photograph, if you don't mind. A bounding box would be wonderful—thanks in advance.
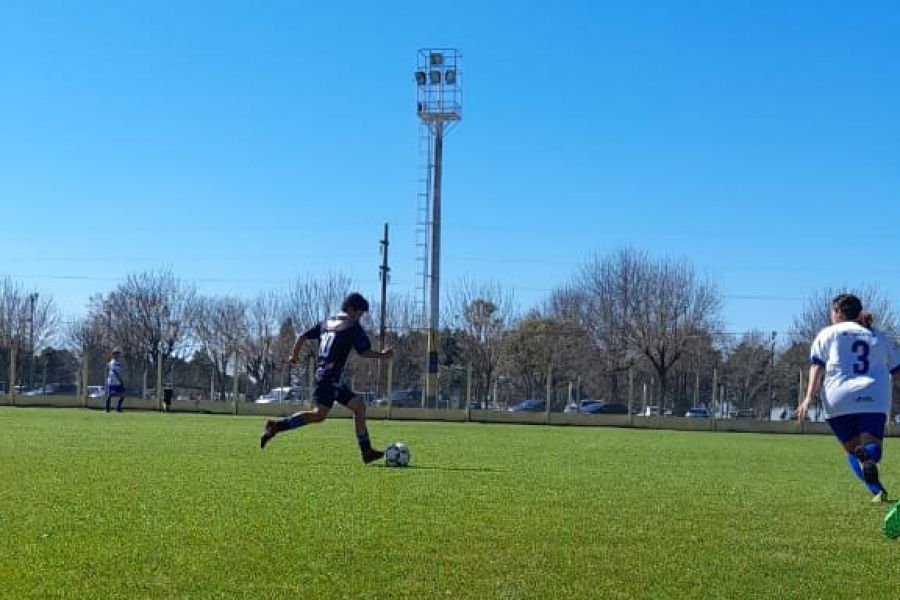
[415,48,462,408]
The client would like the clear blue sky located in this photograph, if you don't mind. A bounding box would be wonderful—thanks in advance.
[2,0,898,338]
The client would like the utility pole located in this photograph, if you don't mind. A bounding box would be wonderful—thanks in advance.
[378,223,390,398]
[28,293,38,389]
[767,331,777,419]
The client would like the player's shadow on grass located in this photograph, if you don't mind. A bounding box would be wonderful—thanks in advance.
[379,464,505,473]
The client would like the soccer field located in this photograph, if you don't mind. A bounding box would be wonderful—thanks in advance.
[1,408,897,599]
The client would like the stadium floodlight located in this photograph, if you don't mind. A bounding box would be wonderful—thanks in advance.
[415,48,462,409]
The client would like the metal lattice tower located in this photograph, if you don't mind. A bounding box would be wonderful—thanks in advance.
[414,48,462,407]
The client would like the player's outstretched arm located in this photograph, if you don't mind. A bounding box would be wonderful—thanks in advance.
[288,335,308,364]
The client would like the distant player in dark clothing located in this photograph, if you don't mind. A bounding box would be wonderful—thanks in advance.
[259,293,393,463]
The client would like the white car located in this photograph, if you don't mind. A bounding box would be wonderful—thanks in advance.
[87,385,106,398]
[256,387,302,404]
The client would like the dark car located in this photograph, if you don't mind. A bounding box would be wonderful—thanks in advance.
[508,399,546,412]
[581,402,629,415]
[564,399,603,414]
[685,407,710,418]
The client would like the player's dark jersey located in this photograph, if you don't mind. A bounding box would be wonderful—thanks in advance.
[302,313,372,381]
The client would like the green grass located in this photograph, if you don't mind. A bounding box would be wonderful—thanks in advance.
[1,407,898,599]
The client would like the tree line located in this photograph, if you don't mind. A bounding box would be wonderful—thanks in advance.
[1,248,897,415]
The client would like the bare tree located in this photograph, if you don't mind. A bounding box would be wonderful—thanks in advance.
[791,284,899,343]
[551,248,648,403]
[192,296,248,401]
[443,278,518,406]
[284,272,355,330]
[0,276,60,387]
[97,269,197,390]
[67,314,109,386]
[242,291,283,398]
[500,316,593,407]
[723,331,777,416]
[378,292,426,392]
[626,255,722,409]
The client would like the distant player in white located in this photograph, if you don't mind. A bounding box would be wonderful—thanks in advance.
[105,349,126,413]
[798,294,900,502]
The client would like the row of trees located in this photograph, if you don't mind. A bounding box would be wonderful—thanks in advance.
[1,248,897,415]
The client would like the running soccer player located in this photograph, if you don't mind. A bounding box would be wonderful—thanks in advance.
[798,293,900,503]
[105,349,126,413]
[259,293,392,463]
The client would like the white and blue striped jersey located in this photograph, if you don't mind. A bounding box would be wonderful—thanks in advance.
[106,359,123,387]
[810,321,900,418]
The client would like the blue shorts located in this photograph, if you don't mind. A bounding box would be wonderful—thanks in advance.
[314,379,354,408]
[107,385,124,397]
[826,413,886,444]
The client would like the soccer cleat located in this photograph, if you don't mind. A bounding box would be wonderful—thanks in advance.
[361,448,384,464]
[872,490,890,504]
[854,446,884,489]
[259,420,279,449]
[883,502,900,539]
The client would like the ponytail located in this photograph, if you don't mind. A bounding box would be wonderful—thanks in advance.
[857,310,875,329]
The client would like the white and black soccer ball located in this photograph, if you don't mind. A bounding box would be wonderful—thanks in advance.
[384,442,410,467]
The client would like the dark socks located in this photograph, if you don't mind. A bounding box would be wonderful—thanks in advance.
[357,432,372,452]
[281,413,305,432]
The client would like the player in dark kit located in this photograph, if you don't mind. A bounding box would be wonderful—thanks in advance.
[259,293,393,463]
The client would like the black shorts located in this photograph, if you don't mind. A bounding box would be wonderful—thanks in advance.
[314,379,355,408]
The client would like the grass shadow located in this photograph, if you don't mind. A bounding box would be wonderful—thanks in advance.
[377,464,506,473]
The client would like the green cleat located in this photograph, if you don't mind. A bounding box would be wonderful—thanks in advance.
[883,502,900,539]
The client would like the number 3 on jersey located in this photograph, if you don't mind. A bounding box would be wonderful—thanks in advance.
[319,332,336,358]
[851,340,870,374]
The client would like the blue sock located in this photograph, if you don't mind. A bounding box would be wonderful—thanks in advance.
[281,413,305,431]
[357,432,371,451]
[847,454,865,482]
[864,442,882,463]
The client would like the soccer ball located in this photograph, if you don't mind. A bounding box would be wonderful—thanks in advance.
[384,442,410,467]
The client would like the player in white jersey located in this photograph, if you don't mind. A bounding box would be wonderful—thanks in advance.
[798,294,900,502]
[105,349,126,413]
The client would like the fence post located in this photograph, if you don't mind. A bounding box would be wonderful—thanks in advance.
[308,356,315,409]
[9,344,16,406]
[81,354,89,409]
[545,363,552,424]
[627,368,634,426]
[156,349,163,412]
[386,358,394,420]
[232,350,239,416]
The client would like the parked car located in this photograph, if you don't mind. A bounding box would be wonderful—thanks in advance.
[563,399,603,414]
[375,389,423,408]
[23,383,78,396]
[729,408,756,419]
[508,399,546,412]
[87,385,106,398]
[685,407,710,418]
[581,402,629,415]
[256,386,303,404]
